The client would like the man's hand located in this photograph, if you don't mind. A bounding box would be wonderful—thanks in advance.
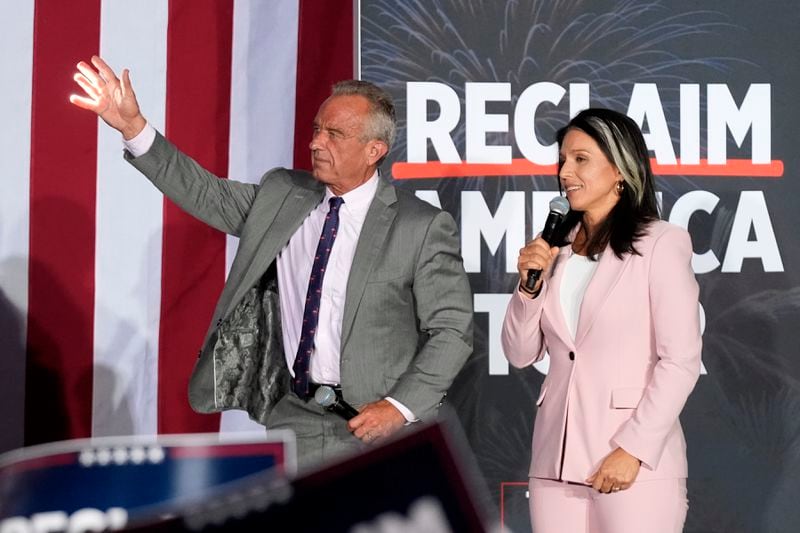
[69,56,146,140]
[586,447,641,493]
[347,399,406,444]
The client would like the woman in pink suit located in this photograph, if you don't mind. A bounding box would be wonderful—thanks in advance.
[502,108,702,533]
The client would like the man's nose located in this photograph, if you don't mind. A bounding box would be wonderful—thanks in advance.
[310,130,326,151]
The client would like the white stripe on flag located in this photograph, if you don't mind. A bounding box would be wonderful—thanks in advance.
[220,0,300,434]
[0,0,34,453]
[92,1,169,437]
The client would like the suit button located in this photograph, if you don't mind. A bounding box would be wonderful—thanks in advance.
[568,351,575,361]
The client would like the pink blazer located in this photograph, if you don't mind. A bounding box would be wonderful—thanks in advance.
[502,220,701,483]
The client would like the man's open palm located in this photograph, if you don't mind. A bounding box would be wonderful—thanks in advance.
[69,55,145,140]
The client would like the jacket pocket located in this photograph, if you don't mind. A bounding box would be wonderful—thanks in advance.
[611,387,645,408]
[367,267,404,284]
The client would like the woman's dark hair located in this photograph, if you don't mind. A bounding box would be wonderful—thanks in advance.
[553,108,660,259]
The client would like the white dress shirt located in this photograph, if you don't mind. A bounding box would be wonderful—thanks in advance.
[275,173,377,385]
[124,124,416,421]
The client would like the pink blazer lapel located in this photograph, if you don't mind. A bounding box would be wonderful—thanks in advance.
[544,244,575,345]
[574,247,632,346]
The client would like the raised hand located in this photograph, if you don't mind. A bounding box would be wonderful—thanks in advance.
[69,55,146,140]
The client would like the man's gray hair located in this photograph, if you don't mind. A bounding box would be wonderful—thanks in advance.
[331,80,396,151]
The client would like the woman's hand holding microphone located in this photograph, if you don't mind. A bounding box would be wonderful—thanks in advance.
[517,237,559,297]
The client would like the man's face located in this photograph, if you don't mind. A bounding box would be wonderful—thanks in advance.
[310,95,385,195]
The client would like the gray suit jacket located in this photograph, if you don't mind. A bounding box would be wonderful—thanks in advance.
[126,132,473,424]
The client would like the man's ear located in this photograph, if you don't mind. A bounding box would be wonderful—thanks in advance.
[367,140,389,166]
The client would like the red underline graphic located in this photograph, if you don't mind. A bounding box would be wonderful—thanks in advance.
[392,158,784,179]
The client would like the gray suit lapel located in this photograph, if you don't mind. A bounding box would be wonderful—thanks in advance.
[340,178,398,349]
[224,183,325,321]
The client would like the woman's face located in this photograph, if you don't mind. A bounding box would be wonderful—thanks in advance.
[559,128,622,223]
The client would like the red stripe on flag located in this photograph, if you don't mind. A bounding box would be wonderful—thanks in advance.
[159,0,234,433]
[293,0,355,170]
[25,0,101,445]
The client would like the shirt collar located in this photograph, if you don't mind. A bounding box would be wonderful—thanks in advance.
[324,171,379,220]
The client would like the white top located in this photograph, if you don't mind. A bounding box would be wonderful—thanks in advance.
[559,253,599,340]
[124,124,415,420]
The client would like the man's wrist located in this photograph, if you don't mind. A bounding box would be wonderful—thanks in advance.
[122,122,156,158]
[121,114,147,141]
[385,397,417,424]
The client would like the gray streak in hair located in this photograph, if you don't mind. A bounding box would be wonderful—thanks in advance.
[585,116,645,206]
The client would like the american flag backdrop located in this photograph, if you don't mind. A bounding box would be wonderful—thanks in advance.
[0,0,355,453]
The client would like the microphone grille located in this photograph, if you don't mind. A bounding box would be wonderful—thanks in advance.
[314,385,337,407]
[549,196,570,216]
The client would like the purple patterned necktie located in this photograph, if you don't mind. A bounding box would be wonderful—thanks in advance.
[292,196,345,398]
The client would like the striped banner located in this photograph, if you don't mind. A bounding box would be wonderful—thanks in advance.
[0,0,354,452]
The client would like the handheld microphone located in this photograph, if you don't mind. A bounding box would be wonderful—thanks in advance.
[314,385,360,420]
[525,196,570,291]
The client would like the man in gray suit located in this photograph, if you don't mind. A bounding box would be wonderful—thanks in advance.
[71,56,473,470]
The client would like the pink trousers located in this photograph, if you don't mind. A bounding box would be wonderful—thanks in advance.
[529,477,688,533]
